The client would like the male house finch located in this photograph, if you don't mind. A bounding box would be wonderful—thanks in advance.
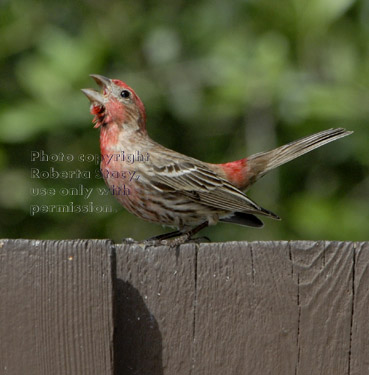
[82,75,352,243]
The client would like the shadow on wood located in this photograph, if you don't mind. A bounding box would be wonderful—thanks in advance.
[114,279,163,375]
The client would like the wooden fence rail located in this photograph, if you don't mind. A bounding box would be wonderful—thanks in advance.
[0,239,368,375]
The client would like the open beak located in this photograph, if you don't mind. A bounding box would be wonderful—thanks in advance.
[81,88,104,104]
[81,74,112,105]
[82,74,113,128]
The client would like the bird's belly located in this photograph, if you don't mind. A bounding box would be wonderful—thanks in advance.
[108,178,220,228]
[101,161,224,229]
[119,188,213,227]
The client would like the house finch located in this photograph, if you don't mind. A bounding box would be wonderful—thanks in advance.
[82,74,352,243]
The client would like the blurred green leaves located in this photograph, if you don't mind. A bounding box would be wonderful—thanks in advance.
[0,24,107,142]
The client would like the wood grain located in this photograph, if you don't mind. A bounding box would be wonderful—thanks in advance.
[113,243,197,375]
[350,242,369,375]
[193,241,298,375]
[0,239,114,375]
[290,241,354,375]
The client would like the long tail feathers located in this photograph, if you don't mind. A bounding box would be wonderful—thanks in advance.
[247,128,352,183]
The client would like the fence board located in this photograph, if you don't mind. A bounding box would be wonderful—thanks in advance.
[0,239,114,375]
[351,242,369,375]
[290,241,354,375]
[192,241,299,374]
[113,243,197,375]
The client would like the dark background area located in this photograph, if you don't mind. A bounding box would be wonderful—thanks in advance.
[0,0,368,241]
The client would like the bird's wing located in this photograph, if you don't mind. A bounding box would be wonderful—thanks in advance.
[147,160,279,219]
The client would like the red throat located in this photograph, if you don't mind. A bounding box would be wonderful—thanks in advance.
[99,122,120,156]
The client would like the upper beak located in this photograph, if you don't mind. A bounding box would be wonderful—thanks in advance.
[90,74,111,88]
[81,74,112,104]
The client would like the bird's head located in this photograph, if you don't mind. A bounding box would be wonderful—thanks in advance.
[82,74,147,133]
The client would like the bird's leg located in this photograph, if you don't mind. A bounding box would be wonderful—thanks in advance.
[186,221,209,238]
[164,222,209,246]
[145,222,209,246]
[146,230,183,241]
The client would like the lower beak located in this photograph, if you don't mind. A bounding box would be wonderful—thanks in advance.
[81,88,104,104]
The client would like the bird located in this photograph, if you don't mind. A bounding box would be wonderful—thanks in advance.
[82,74,352,244]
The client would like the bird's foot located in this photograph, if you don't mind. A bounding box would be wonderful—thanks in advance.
[141,234,189,247]
[167,235,211,245]
[164,234,190,247]
[143,235,210,247]
[121,237,137,244]
[142,236,187,247]
[143,222,211,247]
[187,236,211,243]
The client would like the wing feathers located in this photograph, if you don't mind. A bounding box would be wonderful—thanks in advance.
[149,160,278,219]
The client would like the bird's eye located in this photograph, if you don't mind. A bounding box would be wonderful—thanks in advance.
[120,90,130,99]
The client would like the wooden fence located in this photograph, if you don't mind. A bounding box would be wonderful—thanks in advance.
[0,239,368,375]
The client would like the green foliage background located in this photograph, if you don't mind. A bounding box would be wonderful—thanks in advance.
[0,0,368,241]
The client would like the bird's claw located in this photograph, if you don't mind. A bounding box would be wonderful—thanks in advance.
[141,234,211,247]
[187,236,211,243]
[121,237,137,244]
[141,234,189,247]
